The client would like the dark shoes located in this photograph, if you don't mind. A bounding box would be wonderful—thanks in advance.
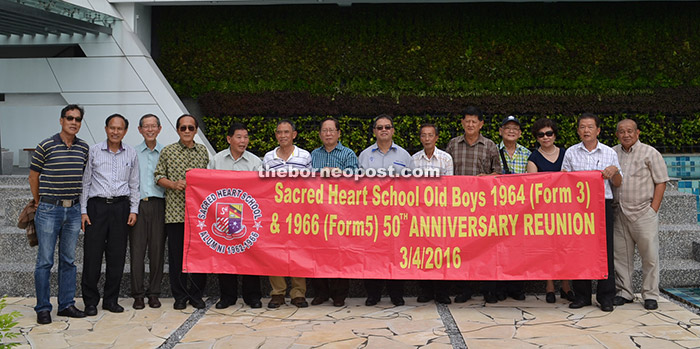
[148,296,161,308]
[644,299,658,310]
[365,296,380,306]
[311,296,328,306]
[85,305,98,316]
[268,295,285,308]
[291,297,309,308]
[599,301,614,312]
[102,303,124,313]
[546,292,556,304]
[247,300,263,309]
[391,297,405,306]
[509,291,526,301]
[435,295,452,304]
[173,299,187,310]
[484,292,499,304]
[189,297,206,309]
[561,288,575,302]
[569,299,592,309]
[454,293,471,303]
[133,298,145,310]
[332,298,345,307]
[215,298,236,309]
[416,295,433,303]
[613,296,633,306]
[37,310,51,324]
[57,305,86,318]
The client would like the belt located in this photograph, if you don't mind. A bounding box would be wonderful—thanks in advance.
[91,196,129,204]
[40,197,79,208]
[142,196,164,202]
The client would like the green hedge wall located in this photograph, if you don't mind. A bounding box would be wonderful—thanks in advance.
[203,114,700,157]
[155,2,700,98]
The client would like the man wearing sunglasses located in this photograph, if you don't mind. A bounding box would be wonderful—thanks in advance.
[446,106,501,304]
[358,114,414,306]
[80,114,140,316]
[29,105,90,324]
[154,114,210,310]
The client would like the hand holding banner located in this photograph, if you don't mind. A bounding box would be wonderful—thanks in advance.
[184,169,607,280]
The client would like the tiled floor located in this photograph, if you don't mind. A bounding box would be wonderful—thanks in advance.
[3,295,700,348]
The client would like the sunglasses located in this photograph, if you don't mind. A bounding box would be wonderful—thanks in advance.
[536,131,555,138]
[179,125,196,132]
[375,125,393,130]
[63,116,83,122]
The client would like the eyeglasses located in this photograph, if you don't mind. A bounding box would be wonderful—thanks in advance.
[63,116,83,122]
[536,131,555,138]
[320,129,337,134]
[375,125,393,130]
[179,125,196,132]
[502,127,520,132]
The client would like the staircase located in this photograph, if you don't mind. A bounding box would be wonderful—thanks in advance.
[2,174,700,298]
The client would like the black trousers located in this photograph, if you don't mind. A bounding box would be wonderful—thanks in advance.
[572,199,616,304]
[418,280,450,298]
[166,223,207,302]
[365,279,404,299]
[218,274,262,304]
[312,278,350,300]
[81,198,129,307]
[129,198,166,298]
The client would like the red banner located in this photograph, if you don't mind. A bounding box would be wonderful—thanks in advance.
[183,169,607,280]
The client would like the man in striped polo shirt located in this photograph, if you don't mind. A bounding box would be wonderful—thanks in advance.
[263,120,312,308]
[29,104,90,324]
[310,117,358,307]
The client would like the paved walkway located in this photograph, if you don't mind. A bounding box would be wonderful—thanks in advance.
[3,294,700,348]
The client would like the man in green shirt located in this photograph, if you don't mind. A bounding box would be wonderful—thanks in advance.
[154,114,210,310]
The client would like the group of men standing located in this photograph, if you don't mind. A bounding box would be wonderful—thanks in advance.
[29,104,668,324]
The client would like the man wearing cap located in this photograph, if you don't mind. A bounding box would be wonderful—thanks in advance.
[495,115,531,302]
[446,106,501,303]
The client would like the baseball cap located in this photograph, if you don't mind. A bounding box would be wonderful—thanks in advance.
[501,115,521,127]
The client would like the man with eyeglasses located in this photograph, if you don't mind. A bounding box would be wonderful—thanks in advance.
[263,120,312,308]
[446,106,501,304]
[130,114,166,310]
[493,115,532,302]
[358,114,414,306]
[29,104,90,324]
[154,114,210,310]
[310,117,358,307]
[208,122,264,309]
[412,123,453,304]
[80,114,140,316]
[562,113,622,312]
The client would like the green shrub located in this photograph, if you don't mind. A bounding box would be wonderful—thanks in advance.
[0,296,21,348]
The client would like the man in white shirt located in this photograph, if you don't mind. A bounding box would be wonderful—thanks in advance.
[263,120,311,308]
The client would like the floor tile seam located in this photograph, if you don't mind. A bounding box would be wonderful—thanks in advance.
[436,302,467,349]
[157,297,216,349]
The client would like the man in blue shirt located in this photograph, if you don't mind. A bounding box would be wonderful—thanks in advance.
[358,114,413,307]
[130,114,166,310]
[310,117,358,307]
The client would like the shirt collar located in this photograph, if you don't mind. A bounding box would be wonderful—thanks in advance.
[273,145,299,160]
[100,140,124,152]
[459,134,485,146]
[371,142,397,153]
[575,141,601,154]
[621,140,641,153]
[136,141,162,153]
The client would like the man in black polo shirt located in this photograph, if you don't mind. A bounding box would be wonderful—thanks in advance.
[29,104,90,324]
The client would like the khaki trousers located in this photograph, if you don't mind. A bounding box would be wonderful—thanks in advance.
[614,206,660,301]
[269,276,306,299]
